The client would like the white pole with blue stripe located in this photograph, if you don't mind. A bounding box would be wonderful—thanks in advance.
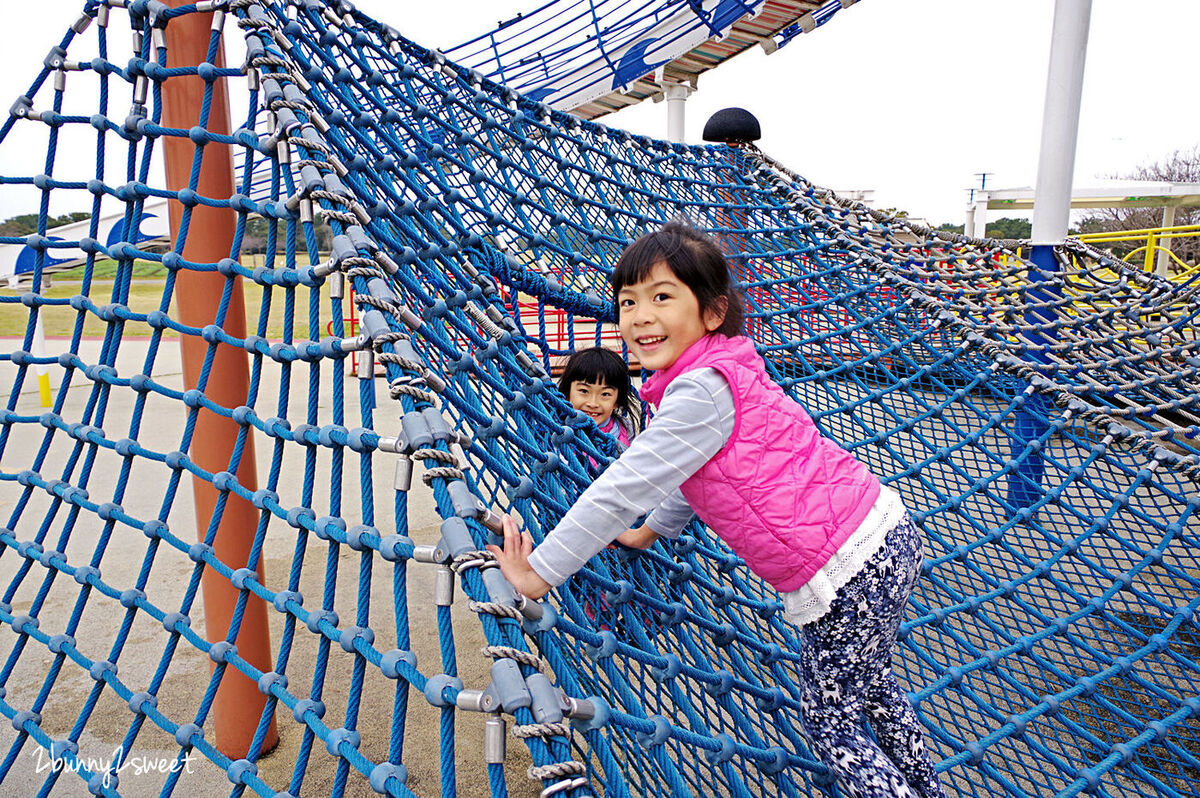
[1011,0,1093,509]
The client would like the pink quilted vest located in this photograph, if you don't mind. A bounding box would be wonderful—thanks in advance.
[640,334,880,592]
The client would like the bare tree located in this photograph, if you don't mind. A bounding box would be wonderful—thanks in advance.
[1077,146,1200,264]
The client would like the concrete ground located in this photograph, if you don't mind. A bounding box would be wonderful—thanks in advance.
[0,335,541,797]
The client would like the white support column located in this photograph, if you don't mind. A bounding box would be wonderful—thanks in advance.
[663,83,692,143]
[964,199,988,238]
[1157,205,1176,276]
[1030,0,1093,246]
[974,201,989,239]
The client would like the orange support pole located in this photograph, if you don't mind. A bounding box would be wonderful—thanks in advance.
[159,2,278,757]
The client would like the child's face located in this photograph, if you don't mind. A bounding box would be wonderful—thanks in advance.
[618,261,723,372]
[569,380,618,427]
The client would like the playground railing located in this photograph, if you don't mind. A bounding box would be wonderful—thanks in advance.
[1074,223,1200,280]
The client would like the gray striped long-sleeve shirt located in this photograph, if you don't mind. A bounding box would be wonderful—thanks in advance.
[528,367,735,588]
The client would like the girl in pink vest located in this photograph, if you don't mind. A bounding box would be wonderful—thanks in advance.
[489,222,946,798]
[557,346,638,449]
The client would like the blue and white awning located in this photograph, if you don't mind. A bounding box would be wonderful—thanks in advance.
[443,0,861,120]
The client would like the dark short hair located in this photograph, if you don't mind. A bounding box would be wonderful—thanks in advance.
[610,221,744,336]
[557,347,639,424]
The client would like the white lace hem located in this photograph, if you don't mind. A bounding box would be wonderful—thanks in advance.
[781,487,906,626]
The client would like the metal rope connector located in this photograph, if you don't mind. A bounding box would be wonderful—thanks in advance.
[446,480,502,533]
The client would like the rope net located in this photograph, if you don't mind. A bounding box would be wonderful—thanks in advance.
[0,1,1198,796]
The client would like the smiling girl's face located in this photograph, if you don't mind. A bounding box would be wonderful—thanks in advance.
[617,261,724,372]
[568,379,618,426]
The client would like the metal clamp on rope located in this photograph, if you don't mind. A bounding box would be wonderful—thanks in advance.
[434,516,475,565]
[505,672,556,728]
[320,6,343,28]
[134,0,168,27]
[456,659,529,715]
[344,225,377,257]
[284,161,326,212]
[149,26,167,55]
[385,409,431,494]
[268,111,300,161]
[484,713,506,765]
[277,79,311,111]
[513,594,556,634]
[133,72,150,106]
[9,96,32,120]
[434,561,456,606]
[408,520,473,602]
[401,406,434,454]
[422,407,450,442]
[45,46,81,73]
[242,29,268,70]
[478,565,516,608]
[321,171,351,199]
[419,409,466,473]
[442,484,556,630]
[453,657,535,734]
[433,516,478,605]
[260,76,286,110]
[124,103,147,135]
[500,673,600,796]
[446,481,503,534]
[487,303,519,334]
[372,247,400,276]
[515,350,548,379]
[270,106,305,140]
[563,695,609,732]
[309,233,360,297]
[319,153,347,180]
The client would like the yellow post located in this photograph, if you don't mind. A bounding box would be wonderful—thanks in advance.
[33,311,52,408]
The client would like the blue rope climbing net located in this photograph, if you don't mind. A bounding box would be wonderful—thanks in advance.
[0,1,1198,796]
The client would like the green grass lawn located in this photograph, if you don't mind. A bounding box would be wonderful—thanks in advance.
[50,258,169,281]
[0,262,339,340]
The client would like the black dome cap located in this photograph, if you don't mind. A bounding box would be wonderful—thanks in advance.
[702,107,761,144]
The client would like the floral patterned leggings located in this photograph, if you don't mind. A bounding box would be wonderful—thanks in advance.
[795,514,947,798]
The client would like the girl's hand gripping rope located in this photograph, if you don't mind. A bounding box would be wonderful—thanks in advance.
[616,525,660,550]
[487,515,552,600]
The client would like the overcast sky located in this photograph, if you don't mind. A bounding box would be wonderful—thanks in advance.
[1,0,1197,226]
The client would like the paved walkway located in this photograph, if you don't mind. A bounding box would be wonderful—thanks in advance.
[0,337,537,796]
